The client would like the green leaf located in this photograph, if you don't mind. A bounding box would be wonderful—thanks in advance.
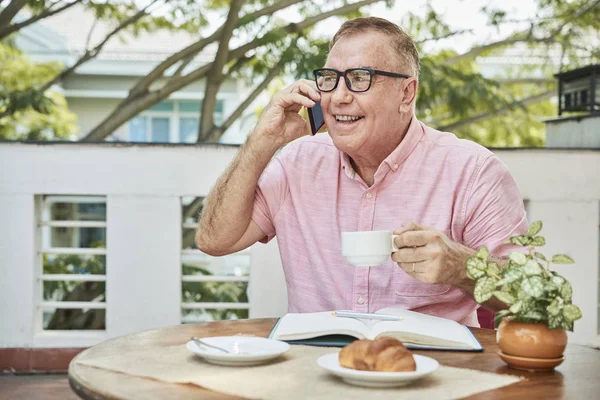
[551,274,565,287]
[560,281,573,302]
[522,259,543,276]
[486,262,500,276]
[474,276,497,304]
[534,252,547,261]
[495,309,511,321]
[466,257,487,280]
[547,299,561,316]
[548,315,565,330]
[474,246,489,261]
[530,236,546,246]
[552,254,574,264]
[500,268,523,284]
[526,221,543,237]
[521,276,545,298]
[520,309,545,322]
[562,304,582,322]
[509,301,522,314]
[493,290,515,305]
[509,236,531,246]
[509,252,527,266]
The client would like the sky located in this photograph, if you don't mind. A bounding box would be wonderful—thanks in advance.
[313,0,539,53]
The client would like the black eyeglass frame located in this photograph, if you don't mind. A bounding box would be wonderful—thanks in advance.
[313,68,411,92]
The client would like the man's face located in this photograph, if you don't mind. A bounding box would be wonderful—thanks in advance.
[321,31,410,157]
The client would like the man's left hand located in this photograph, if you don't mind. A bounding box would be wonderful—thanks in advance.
[391,222,474,286]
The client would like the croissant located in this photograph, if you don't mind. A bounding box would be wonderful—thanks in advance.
[338,337,417,372]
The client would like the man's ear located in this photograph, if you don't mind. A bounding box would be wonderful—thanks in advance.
[398,78,418,113]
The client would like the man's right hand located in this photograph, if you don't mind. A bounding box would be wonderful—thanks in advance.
[252,79,321,148]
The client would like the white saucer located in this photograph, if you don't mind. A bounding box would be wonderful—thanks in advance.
[317,353,439,388]
[186,336,290,366]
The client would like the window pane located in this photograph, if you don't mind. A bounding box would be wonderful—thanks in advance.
[182,249,250,277]
[182,196,204,226]
[47,227,106,248]
[149,101,174,111]
[179,101,201,113]
[151,117,170,142]
[182,308,248,323]
[51,201,106,221]
[179,117,199,143]
[44,254,106,275]
[129,116,147,142]
[182,281,248,304]
[43,281,106,302]
[43,309,105,330]
[215,100,224,113]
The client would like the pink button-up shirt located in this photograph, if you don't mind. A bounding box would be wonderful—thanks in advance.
[251,117,527,326]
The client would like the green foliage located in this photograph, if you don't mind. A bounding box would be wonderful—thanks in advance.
[182,264,249,320]
[0,43,78,140]
[466,221,582,331]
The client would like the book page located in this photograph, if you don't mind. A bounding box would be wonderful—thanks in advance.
[370,308,480,349]
[271,311,371,341]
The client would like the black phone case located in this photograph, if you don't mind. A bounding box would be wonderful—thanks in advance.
[308,101,325,135]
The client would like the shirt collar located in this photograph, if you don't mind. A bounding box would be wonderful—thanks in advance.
[339,116,424,176]
[383,116,424,172]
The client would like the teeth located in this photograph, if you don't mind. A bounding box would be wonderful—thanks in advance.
[335,115,362,121]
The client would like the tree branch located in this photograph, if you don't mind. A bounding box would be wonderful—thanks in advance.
[82,0,385,141]
[496,78,555,85]
[129,0,304,98]
[216,54,288,138]
[0,0,28,31]
[437,90,554,131]
[37,0,166,93]
[197,0,245,142]
[416,28,473,44]
[444,0,600,66]
[0,0,83,41]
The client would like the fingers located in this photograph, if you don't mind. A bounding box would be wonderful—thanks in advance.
[393,230,432,249]
[279,92,316,109]
[284,79,321,101]
[391,245,428,264]
[396,261,427,275]
[393,221,427,235]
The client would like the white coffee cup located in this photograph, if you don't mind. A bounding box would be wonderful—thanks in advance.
[341,230,400,266]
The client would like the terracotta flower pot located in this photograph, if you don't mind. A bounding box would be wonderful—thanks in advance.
[497,319,567,358]
[496,319,567,371]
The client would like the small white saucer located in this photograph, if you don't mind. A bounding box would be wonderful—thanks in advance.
[186,336,290,366]
[317,353,439,388]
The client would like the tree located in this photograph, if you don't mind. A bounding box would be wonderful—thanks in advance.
[0,42,77,140]
[408,0,600,146]
[1,0,598,146]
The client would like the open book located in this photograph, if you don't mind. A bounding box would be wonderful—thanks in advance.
[269,307,483,351]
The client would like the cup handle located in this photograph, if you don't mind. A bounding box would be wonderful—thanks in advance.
[391,234,400,252]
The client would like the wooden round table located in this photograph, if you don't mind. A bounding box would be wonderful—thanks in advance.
[69,318,600,399]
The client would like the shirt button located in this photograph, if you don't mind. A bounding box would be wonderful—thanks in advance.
[357,296,365,304]
[394,163,398,169]
[365,192,372,199]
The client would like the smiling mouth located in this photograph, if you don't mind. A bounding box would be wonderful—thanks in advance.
[334,115,364,124]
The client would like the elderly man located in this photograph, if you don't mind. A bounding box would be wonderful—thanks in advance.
[196,17,527,327]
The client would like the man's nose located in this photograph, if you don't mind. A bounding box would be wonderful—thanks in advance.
[331,76,353,104]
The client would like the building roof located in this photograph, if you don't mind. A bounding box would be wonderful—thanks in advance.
[17,4,216,67]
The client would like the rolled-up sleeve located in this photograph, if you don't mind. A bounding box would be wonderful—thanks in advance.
[251,156,289,243]
[462,154,528,256]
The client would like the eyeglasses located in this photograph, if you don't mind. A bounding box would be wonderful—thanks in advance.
[313,68,410,93]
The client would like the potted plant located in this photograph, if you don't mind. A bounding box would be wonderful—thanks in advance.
[466,221,582,371]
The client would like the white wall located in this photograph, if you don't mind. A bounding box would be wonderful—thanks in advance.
[0,143,598,348]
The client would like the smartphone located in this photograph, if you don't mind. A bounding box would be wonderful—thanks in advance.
[307,100,325,135]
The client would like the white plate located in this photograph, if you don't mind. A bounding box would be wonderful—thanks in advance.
[317,353,439,388]
[186,336,290,366]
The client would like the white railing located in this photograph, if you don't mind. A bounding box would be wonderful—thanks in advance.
[0,142,598,349]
